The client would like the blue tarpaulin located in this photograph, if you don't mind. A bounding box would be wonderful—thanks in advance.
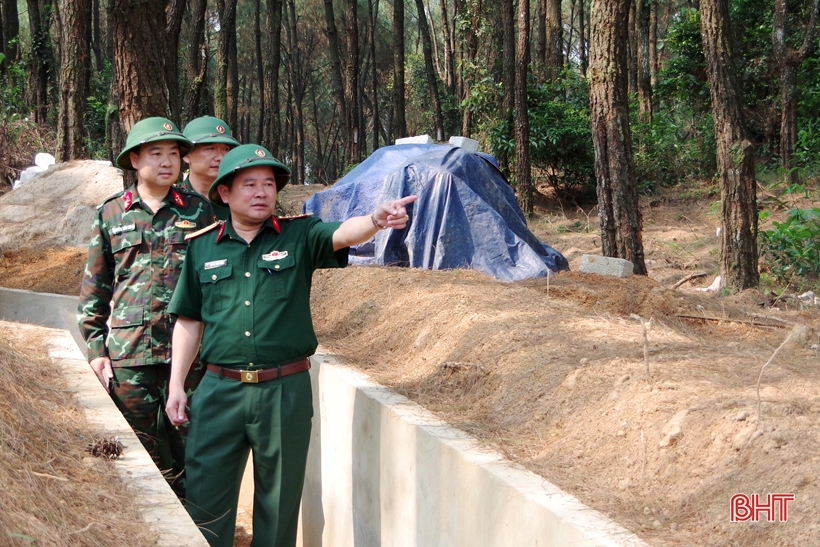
[304,143,569,282]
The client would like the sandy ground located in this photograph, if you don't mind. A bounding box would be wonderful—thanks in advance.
[2,172,819,546]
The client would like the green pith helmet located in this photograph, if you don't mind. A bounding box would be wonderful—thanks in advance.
[116,117,192,171]
[182,116,239,148]
[208,144,291,206]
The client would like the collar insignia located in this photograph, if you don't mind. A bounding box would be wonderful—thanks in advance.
[172,190,185,207]
[216,222,227,242]
[262,250,288,261]
[123,191,133,210]
[175,220,196,229]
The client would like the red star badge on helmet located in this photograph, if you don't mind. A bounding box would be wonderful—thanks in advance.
[163,122,173,131]
[216,125,225,133]
[255,149,266,157]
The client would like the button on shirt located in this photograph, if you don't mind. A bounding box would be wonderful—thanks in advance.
[78,185,216,366]
[169,216,347,368]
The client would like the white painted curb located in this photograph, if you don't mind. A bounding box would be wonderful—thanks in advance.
[301,353,650,547]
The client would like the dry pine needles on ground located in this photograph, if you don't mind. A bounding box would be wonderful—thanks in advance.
[0,329,156,547]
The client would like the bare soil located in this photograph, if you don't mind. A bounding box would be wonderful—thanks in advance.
[2,177,819,546]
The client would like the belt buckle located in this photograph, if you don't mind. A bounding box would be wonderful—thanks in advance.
[241,370,259,383]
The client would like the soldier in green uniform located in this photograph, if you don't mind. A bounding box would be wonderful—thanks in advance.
[77,117,216,497]
[180,116,239,221]
[165,144,416,547]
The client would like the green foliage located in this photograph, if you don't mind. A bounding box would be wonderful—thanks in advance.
[463,70,595,200]
[84,61,113,158]
[654,9,710,115]
[631,107,716,194]
[0,59,29,115]
[759,182,820,287]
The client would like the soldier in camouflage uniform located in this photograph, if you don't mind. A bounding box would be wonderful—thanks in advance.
[179,116,239,221]
[77,117,216,498]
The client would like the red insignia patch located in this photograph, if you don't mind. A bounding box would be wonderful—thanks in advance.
[255,149,266,158]
[163,122,173,131]
[216,125,225,133]
[172,190,185,207]
[271,216,280,233]
[217,222,226,241]
[123,191,133,210]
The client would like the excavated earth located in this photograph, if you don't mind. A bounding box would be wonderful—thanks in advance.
[2,164,819,547]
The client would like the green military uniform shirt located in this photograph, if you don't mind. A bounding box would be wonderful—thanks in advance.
[78,185,216,366]
[178,177,230,221]
[169,215,346,367]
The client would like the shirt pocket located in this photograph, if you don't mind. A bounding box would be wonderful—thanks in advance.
[108,304,144,361]
[257,254,296,303]
[199,265,232,311]
[166,229,189,272]
[110,230,144,280]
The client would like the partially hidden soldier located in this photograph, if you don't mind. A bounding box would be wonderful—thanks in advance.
[77,117,216,498]
[165,144,417,547]
[180,115,239,221]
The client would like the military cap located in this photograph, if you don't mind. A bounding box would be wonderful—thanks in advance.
[208,144,291,206]
[182,116,240,148]
[116,117,192,171]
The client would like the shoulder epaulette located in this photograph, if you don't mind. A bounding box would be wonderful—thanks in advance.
[275,212,314,221]
[97,190,127,210]
[185,220,223,240]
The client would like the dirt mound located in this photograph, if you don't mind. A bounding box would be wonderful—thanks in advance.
[0,160,123,252]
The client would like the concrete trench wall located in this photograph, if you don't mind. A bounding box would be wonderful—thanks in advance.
[2,288,649,547]
[301,354,649,547]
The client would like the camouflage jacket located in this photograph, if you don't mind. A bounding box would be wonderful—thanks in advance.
[178,177,229,221]
[77,184,216,367]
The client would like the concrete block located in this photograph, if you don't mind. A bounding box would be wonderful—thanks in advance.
[448,136,479,153]
[579,254,634,278]
[395,135,434,145]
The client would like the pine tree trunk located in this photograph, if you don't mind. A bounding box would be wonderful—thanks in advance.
[2,0,20,67]
[344,0,361,162]
[515,0,533,215]
[545,0,562,82]
[255,0,264,143]
[185,0,207,118]
[648,0,657,87]
[636,0,651,120]
[500,0,515,173]
[440,0,455,92]
[27,0,52,124]
[579,0,587,76]
[56,0,89,160]
[700,0,758,290]
[263,0,284,155]
[536,0,546,68]
[165,0,185,122]
[589,0,647,274]
[392,0,407,140]
[414,0,444,141]
[111,0,169,131]
[369,0,380,149]
[772,0,820,186]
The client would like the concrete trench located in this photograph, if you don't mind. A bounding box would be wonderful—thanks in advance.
[1,287,650,547]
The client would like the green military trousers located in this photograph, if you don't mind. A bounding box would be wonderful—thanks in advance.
[185,368,313,547]
[110,362,205,498]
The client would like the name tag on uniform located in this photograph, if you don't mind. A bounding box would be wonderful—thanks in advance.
[204,259,228,270]
[262,250,288,261]
[110,223,135,235]
[175,220,197,229]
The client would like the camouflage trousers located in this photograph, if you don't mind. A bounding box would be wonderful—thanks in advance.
[109,360,206,499]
